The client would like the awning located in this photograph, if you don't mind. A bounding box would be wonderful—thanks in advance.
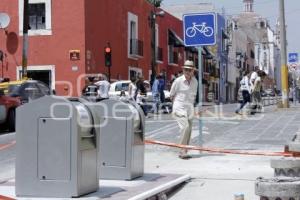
[168,29,184,47]
[185,46,198,53]
[202,46,214,59]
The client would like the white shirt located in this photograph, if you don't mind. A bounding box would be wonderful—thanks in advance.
[249,71,258,92]
[170,75,198,119]
[240,76,250,92]
[250,71,258,84]
[129,82,137,100]
[95,80,110,99]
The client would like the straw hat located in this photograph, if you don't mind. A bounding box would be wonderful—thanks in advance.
[182,60,195,70]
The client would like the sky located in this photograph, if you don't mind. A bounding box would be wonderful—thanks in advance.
[162,0,300,56]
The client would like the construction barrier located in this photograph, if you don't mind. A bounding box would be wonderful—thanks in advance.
[145,139,295,157]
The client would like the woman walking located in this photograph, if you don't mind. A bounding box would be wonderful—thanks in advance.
[128,76,137,101]
[236,71,251,114]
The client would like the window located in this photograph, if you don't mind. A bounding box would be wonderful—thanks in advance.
[19,0,52,35]
[168,45,178,65]
[128,12,143,58]
[250,50,255,59]
[28,3,46,30]
[130,21,137,54]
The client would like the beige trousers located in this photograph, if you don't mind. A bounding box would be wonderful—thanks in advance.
[173,113,193,146]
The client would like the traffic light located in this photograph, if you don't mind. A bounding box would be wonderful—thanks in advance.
[104,46,112,67]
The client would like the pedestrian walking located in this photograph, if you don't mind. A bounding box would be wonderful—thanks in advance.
[158,75,165,104]
[128,76,137,101]
[95,74,110,100]
[170,60,198,159]
[251,70,266,113]
[136,75,148,117]
[151,75,160,114]
[250,66,259,92]
[235,71,251,114]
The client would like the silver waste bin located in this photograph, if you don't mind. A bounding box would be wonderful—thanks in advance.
[15,96,99,198]
[92,99,145,180]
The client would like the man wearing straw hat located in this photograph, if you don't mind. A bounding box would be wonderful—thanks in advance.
[170,60,198,159]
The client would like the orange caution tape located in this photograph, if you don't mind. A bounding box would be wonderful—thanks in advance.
[0,195,16,200]
[145,139,294,157]
[0,139,294,157]
[0,141,15,151]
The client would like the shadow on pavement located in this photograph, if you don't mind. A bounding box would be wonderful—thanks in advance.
[188,153,226,159]
[166,180,189,199]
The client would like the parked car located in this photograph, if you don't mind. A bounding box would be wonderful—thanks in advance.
[109,80,172,113]
[0,90,20,131]
[109,80,171,102]
[0,80,52,131]
[109,80,131,98]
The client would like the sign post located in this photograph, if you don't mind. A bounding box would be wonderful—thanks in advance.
[288,52,299,105]
[183,13,216,148]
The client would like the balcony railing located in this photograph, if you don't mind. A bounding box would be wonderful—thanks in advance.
[169,51,178,64]
[156,47,163,61]
[130,39,143,57]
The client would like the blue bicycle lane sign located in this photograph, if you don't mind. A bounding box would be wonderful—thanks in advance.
[288,53,298,63]
[183,13,216,46]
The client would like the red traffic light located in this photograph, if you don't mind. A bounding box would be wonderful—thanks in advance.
[105,47,111,53]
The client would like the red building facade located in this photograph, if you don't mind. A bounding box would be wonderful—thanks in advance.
[0,0,192,96]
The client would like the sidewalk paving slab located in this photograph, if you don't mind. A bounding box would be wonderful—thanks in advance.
[145,148,276,200]
[0,173,190,200]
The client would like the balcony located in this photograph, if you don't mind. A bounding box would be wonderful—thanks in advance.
[156,47,163,62]
[129,39,143,57]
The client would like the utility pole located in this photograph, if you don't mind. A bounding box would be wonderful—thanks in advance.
[279,0,289,108]
[148,0,163,86]
[150,8,156,86]
[22,0,29,79]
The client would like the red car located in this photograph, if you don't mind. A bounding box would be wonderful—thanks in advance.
[0,80,52,132]
[0,90,20,131]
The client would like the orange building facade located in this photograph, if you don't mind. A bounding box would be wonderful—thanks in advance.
[0,0,195,96]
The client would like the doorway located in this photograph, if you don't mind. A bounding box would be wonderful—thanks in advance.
[26,70,51,87]
[17,65,55,90]
[129,67,142,80]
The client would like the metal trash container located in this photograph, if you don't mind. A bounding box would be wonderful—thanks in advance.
[15,96,98,198]
[92,99,145,180]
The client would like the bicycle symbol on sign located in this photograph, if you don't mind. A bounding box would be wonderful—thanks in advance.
[185,22,214,38]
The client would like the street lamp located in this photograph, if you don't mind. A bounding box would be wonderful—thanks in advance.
[148,0,164,86]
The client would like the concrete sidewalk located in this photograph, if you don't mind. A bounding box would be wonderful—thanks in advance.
[144,104,300,200]
[145,148,274,200]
